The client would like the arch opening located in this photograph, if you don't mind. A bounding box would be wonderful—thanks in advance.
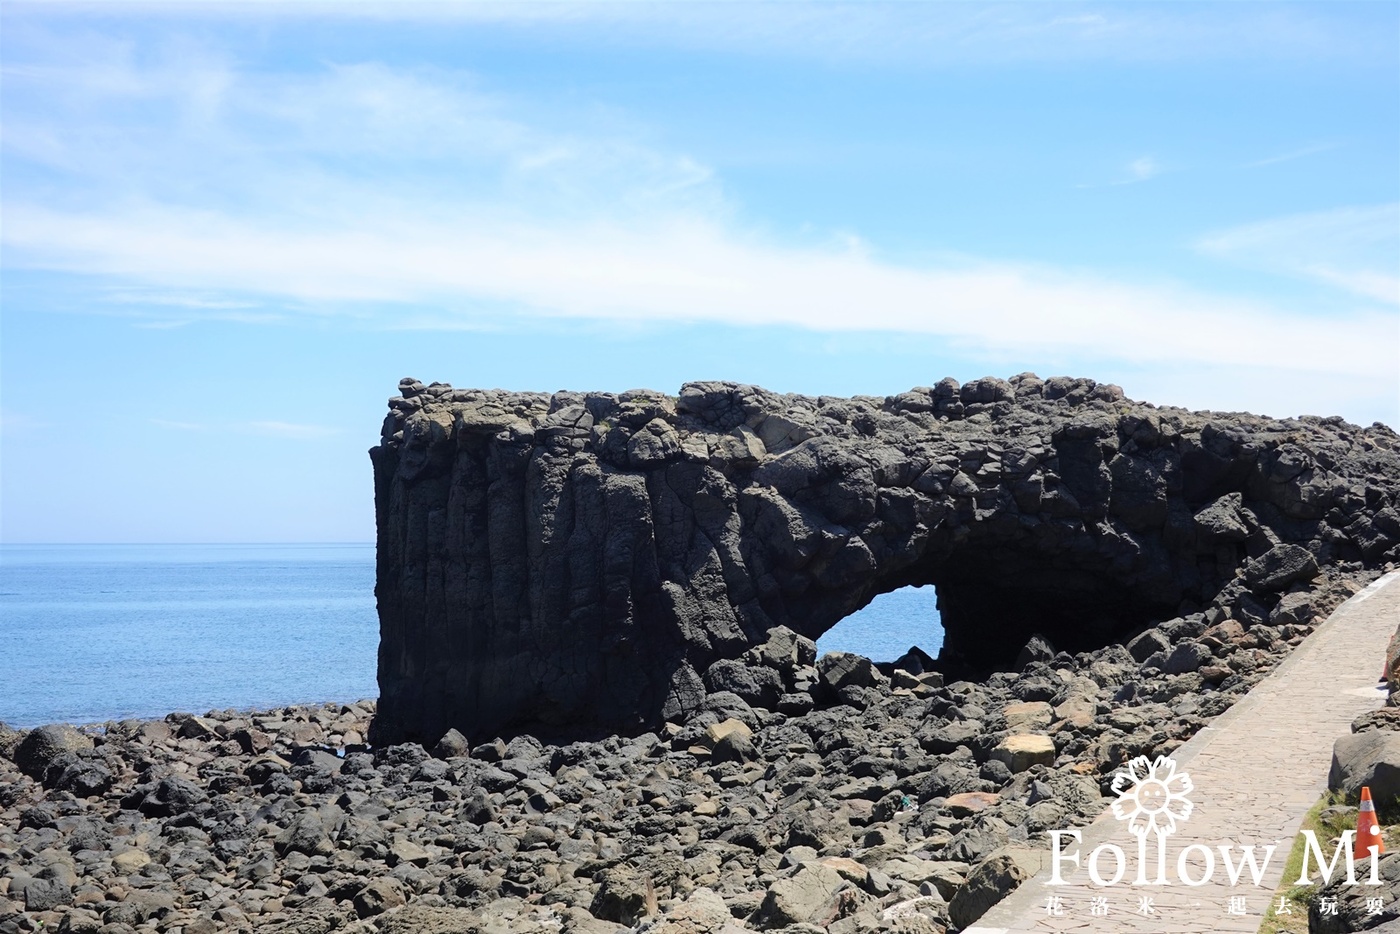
[804,535,1187,681]
[815,584,943,664]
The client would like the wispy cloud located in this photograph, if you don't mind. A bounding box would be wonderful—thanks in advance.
[8,3,1387,66]
[104,289,262,311]
[2,35,1396,391]
[150,417,339,438]
[0,410,47,435]
[50,300,286,329]
[245,421,342,440]
[1197,203,1400,306]
[1076,155,1163,189]
[9,200,1397,380]
[1246,142,1340,168]
[150,418,205,431]
[1118,156,1160,185]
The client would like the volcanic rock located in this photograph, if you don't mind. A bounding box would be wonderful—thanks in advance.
[369,376,1400,744]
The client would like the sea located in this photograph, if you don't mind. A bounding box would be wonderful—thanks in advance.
[0,543,942,728]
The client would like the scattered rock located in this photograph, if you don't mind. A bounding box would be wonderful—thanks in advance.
[110,850,151,875]
[818,652,880,694]
[0,555,1382,934]
[1330,732,1400,802]
[990,735,1057,773]
[353,878,407,918]
[1311,852,1400,933]
[432,727,470,759]
[14,724,92,781]
[590,866,658,926]
[1002,702,1053,732]
[945,792,1000,817]
[758,863,846,928]
[947,851,1028,929]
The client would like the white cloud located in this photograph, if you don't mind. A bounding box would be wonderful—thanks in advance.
[149,417,338,438]
[1197,204,1400,306]
[1246,142,1339,168]
[1122,156,1160,184]
[7,200,1398,382]
[3,40,1396,406]
[1075,155,1163,189]
[104,289,262,310]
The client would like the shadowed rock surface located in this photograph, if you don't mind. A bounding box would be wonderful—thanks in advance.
[368,375,1400,745]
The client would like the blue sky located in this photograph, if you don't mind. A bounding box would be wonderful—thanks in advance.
[2,1,1397,543]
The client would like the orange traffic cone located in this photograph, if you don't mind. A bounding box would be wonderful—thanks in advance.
[1355,786,1385,862]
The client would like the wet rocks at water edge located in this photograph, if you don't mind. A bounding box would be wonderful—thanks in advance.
[0,569,1384,934]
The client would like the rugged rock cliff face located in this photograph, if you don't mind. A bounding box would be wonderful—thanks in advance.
[369,375,1400,745]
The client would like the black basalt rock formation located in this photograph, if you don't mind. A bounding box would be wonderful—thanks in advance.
[369,374,1400,745]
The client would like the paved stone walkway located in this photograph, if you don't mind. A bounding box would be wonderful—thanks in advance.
[967,571,1400,934]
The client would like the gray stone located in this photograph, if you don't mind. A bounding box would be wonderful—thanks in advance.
[102,891,174,926]
[432,727,470,759]
[589,865,658,925]
[353,878,406,918]
[758,863,847,927]
[1193,492,1250,543]
[947,852,1028,929]
[989,734,1056,773]
[137,775,205,817]
[945,816,1012,865]
[289,747,343,774]
[1330,731,1400,803]
[756,625,819,673]
[892,645,936,675]
[817,652,879,694]
[646,887,741,934]
[1310,852,1400,933]
[20,877,72,911]
[275,813,334,857]
[920,720,984,754]
[1162,641,1213,675]
[1125,628,1170,663]
[388,838,432,867]
[14,724,92,781]
[177,715,220,740]
[1014,634,1055,670]
[1353,708,1400,734]
[703,658,782,709]
[1242,544,1320,592]
[710,730,757,765]
[47,756,114,796]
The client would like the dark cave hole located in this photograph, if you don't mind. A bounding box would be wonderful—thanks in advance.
[813,545,1182,682]
[931,549,1179,678]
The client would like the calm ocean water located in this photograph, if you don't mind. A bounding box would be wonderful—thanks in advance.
[816,584,944,665]
[0,543,941,727]
[0,544,380,728]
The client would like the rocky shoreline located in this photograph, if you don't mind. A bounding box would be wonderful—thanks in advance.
[0,568,1383,934]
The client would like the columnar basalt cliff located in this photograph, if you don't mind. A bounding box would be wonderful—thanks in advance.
[369,375,1400,746]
